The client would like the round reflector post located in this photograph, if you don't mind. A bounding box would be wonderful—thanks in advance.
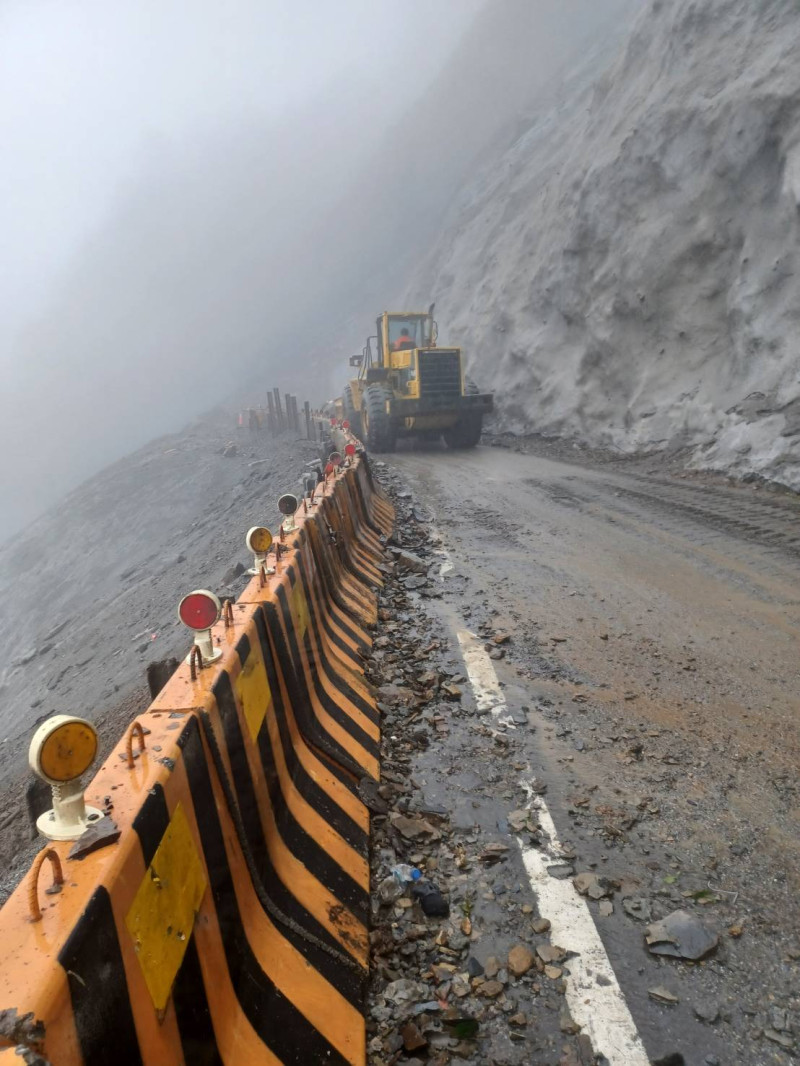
[245,526,274,576]
[278,493,299,533]
[329,451,342,468]
[178,589,223,666]
[28,715,103,840]
[345,443,356,458]
[342,419,350,431]
[330,417,337,426]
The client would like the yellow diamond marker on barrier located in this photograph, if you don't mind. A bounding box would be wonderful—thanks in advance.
[236,642,272,742]
[125,802,207,1013]
[291,582,309,641]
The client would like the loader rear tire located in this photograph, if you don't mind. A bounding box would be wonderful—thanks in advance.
[362,384,396,453]
[342,385,363,438]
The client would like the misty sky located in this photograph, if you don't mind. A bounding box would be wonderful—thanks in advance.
[0,0,481,327]
[0,0,484,538]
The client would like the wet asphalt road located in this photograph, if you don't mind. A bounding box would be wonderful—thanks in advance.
[385,443,800,1064]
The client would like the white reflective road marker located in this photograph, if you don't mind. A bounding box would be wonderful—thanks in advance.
[456,629,650,1066]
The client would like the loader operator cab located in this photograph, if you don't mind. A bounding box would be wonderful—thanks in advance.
[385,314,434,356]
[392,328,415,352]
[382,315,434,392]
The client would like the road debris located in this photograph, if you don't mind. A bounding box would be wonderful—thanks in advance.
[648,986,679,1005]
[645,909,719,960]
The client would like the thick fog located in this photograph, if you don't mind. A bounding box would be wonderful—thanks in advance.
[0,0,631,541]
[0,0,484,538]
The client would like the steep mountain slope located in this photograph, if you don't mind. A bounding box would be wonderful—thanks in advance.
[407,0,800,490]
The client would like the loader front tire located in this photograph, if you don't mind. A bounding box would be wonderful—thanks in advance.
[362,385,396,453]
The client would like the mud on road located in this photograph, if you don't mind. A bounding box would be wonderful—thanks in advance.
[368,444,799,1065]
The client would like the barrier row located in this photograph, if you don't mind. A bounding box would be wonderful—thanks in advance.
[0,444,393,1065]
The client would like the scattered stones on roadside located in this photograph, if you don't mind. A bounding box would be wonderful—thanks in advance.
[532,917,551,934]
[764,1028,794,1050]
[537,944,566,964]
[547,863,575,880]
[622,896,653,922]
[391,548,429,574]
[648,986,679,1005]
[402,573,428,590]
[479,842,510,864]
[222,561,245,584]
[559,1009,580,1034]
[769,1007,790,1032]
[507,944,535,977]
[645,909,719,961]
[389,813,441,841]
[572,871,613,900]
[693,1002,720,1025]
[400,1021,428,1053]
[507,809,537,832]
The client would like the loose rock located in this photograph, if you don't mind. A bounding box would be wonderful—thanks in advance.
[507,944,535,977]
[645,909,719,961]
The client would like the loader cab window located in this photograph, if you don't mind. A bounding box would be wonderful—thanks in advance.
[388,316,432,352]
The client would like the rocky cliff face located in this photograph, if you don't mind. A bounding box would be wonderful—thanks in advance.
[407,0,800,489]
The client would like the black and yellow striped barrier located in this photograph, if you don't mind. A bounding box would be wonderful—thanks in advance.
[0,446,393,1065]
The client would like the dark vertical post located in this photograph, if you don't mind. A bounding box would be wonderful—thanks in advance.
[304,400,311,440]
[273,388,284,433]
[291,395,300,433]
[266,391,276,435]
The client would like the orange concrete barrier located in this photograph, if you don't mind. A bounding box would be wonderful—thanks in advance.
[0,451,394,1065]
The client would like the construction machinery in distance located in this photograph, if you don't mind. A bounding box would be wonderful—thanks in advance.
[341,306,493,452]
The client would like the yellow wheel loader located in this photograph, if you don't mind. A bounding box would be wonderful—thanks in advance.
[342,307,493,453]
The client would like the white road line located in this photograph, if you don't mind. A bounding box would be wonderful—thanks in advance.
[428,523,454,580]
[456,630,506,714]
[438,556,454,579]
[456,629,650,1066]
[456,630,517,731]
